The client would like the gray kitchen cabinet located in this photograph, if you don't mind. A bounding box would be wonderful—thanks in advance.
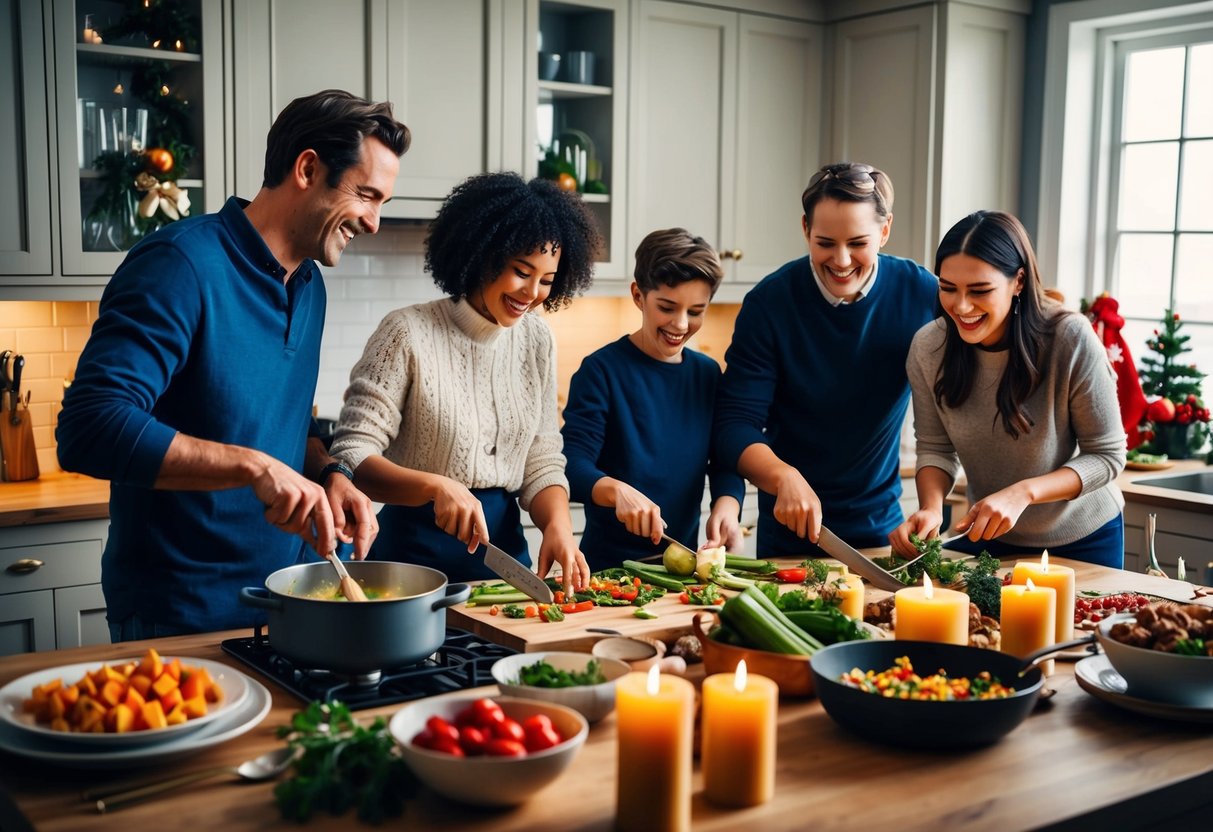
[231,0,511,220]
[51,0,225,281]
[0,0,54,280]
[828,1,1026,266]
[627,1,822,301]
[0,518,108,655]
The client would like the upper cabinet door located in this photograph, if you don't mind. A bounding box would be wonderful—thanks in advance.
[0,0,53,278]
[231,0,495,220]
[629,1,821,300]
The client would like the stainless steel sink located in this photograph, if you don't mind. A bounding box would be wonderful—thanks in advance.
[1131,470,1213,497]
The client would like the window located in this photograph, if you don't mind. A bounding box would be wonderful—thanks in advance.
[1109,33,1213,375]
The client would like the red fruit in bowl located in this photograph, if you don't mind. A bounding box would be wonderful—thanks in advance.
[1147,398,1176,423]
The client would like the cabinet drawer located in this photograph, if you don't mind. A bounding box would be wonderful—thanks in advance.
[0,538,105,594]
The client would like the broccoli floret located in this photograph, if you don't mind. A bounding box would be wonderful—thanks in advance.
[904,533,942,583]
[798,558,832,586]
[959,550,1003,617]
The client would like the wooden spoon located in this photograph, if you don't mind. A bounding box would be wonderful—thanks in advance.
[326,551,368,602]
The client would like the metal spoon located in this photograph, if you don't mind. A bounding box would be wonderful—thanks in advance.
[327,551,368,601]
[87,745,297,812]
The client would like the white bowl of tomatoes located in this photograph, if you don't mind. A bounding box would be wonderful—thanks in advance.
[389,694,588,806]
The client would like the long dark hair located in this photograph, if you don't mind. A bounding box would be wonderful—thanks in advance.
[933,210,1056,439]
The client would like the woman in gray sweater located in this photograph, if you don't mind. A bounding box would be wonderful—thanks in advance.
[890,210,1126,567]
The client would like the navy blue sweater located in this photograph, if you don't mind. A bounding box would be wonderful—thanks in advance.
[562,337,745,570]
[714,255,938,554]
[56,198,326,633]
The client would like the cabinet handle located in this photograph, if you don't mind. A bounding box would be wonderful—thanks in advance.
[6,558,45,575]
[719,248,743,261]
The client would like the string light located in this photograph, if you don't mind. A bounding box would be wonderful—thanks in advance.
[152,39,161,48]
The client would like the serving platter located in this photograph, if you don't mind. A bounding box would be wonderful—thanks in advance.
[0,676,271,768]
[0,657,248,747]
[1074,654,1213,724]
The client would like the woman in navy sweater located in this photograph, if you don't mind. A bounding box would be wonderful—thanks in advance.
[562,229,746,570]
[714,163,938,556]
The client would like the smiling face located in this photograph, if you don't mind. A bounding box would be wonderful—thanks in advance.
[802,198,892,302]
[294,136,400,268]
[938,253,1024,348]
[629,279,712,362]
[470,245,561,327]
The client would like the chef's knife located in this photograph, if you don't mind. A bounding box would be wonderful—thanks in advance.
[816,525,907,591]
[483,541,554,604]
[9,355,22,426]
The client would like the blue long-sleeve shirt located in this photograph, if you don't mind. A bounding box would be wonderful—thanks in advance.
[714,254,938,554]
[562,336,745,570]
[56,197,326,633]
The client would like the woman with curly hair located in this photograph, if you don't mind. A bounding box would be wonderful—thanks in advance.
[330,172,600,588]
[889,210,1125,567]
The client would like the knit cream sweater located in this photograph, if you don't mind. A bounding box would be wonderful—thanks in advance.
[330,298,568,510]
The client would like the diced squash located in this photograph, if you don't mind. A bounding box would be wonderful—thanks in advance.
[181,695,208,719]
[122,686,146,712]
[56,685,80,708]
[164,658,182,682]
[151,672,178,699]
[165,704,188,726]
[99,678,127,708]
[77,674,98,698]
[158,687,183,714]
[137,648,163,681]
[49,717,70,732]
[141,699,167,730]
[46,693,67,720]
[109,703,136,733]
[129,673,153,697]
[35,679,62,697]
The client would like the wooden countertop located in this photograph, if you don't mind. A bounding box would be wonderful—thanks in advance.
[0,472,110,528]
[2,559,1212,831]
[1117,459,1212,511]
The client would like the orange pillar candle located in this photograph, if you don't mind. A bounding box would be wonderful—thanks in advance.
[615,665,695,831]
[833,569,865,619]
[894,574,970,644]
[1011,550,1075,644]
[701,659,778,807]
[1000,578,1056,659]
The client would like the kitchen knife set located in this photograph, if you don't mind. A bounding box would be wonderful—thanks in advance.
[0,350,39,482]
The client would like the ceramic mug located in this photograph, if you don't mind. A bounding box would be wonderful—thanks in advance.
[564,50,595,85]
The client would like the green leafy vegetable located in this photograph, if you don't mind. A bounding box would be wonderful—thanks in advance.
[633,608,659,619]
[798,559,832,586]
[959,552,1003,618]
[516,658,607,687]
[684,584,724,605]
[274,701,416,824]
[1174,638,1207,656]
[501,603,527,619]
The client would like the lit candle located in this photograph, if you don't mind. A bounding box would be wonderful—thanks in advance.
[1011,550,1075,644]
[615,665,694,831]
[1000,578,1056,668]
[894,574,969,644]
[701,660,777,807]
[832,568,864,619]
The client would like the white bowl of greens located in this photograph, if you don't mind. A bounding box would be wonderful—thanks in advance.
[491,651,631,723]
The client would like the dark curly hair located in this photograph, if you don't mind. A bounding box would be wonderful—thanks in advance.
[425,172,601,311]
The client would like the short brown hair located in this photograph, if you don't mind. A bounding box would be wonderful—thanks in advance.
[801,162,894,228]
[633,228,724,296]
[262,89,411,189]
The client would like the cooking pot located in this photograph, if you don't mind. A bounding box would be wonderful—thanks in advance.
[810,638,1080,748]
[239,561,470,674]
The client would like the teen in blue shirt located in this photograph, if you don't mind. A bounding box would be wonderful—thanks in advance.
[714,163,938,557]
[563,228,746,570]
[56,91,408,638]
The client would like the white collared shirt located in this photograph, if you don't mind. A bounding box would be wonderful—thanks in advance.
[810,257,880,306]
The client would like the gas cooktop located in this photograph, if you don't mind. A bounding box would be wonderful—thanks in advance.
[220,625,516,710]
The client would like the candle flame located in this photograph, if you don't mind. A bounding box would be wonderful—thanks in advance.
[1026,578,1036,591]
[175,40,183,51]
[1040,550,1050,573]
[646,663,660,695]
[923,572,934,599]
[735,659,748,692]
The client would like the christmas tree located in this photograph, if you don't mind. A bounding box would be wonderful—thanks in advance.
[1138,309,1210,457]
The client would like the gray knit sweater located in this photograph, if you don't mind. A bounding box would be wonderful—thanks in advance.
[907,313,1126,547]
[330,298,568,511]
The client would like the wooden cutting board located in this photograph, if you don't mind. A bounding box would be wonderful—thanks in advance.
[447,588,714,653]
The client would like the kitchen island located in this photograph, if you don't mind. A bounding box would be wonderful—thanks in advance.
[2,559,1212,831]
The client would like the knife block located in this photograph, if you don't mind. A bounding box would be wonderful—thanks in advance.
[0,412,40,482]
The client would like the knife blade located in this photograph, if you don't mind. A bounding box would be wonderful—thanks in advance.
[483,541,554,604]
[816,525,907,591]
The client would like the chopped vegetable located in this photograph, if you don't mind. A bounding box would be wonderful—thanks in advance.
[773,568,807,584]
[839,656,1013,700]
[275,701,416,823]
[725,555,778,575]
[695,546,727,581]
[717,585,824,655]
[516,658,606,687]
[541,604,565,623]
[634,608,659,620]
[467,582,533,607]
[501,604,527,619]
[679,584,724,605]
[799,559,832,586]
[622,561,688,592]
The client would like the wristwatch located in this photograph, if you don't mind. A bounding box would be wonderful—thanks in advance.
[319,461,355,484]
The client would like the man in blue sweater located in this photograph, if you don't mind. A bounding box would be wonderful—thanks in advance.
[56,90,411,638]
[714,163,938,557]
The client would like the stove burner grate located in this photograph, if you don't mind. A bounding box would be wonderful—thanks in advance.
[220,625,516,710]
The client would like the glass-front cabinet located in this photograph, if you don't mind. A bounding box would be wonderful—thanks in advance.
[527,0,627,278]
[52,0,224,280]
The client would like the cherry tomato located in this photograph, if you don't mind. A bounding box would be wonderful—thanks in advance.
[430,738,464,756]
[494,716,526,744]
[458,724,488,756]
[524,724,562,752]
[521,714,554,734]
[774,568,807,583]
[485,738,528,757]
[467,697,505,729]
[411,727,436,749]
[425,715,460,745]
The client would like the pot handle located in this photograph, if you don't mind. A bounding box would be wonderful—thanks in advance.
[239,587,283,612]
[432,582,471,611]
[1016,632,1097,675]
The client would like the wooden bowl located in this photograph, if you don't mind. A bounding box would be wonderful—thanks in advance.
[694,613,815,697]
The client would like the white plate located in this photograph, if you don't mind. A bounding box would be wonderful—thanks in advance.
[1074,654,1213,724]
[0,657,248,747]
[0,675,272,768]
